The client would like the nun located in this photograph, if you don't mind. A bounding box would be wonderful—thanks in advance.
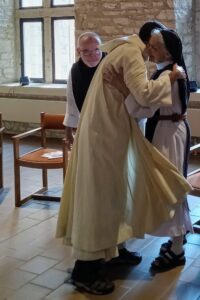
[146,28,193,272]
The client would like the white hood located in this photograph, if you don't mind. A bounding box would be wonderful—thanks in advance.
[100,34,145,54]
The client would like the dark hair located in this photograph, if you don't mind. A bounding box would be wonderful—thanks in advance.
[139,20,167,43]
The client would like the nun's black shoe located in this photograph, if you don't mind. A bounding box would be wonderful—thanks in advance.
[150,249,186,273]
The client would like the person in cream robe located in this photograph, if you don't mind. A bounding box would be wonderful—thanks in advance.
[56,34,191,295]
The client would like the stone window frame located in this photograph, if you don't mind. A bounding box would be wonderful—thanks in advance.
[15,0,75,84]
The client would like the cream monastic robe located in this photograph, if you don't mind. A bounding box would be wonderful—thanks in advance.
[56,35,192,260]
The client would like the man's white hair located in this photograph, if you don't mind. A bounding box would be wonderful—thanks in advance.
[77,32,102,47]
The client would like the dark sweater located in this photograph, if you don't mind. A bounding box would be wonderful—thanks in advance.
[71,53,106,112]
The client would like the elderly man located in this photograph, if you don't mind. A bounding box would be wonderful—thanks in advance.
[64,32,106,148]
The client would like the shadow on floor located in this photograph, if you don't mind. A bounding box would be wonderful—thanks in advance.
[0,187,10,204]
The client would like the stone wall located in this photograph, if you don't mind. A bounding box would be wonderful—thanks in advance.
[75,0,175,42]
[174,0,194,81]
[75,0,198,83]
[0,0,16,83]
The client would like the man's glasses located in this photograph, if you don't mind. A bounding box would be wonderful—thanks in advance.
[79,49,101,56]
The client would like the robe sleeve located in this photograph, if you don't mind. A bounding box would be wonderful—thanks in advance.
[63,71,80,128]
[125,94,158,118]
[122,47,172,107]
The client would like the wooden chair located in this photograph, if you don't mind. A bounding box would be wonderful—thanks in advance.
[187,143,200,232]
[0,113,5,189]
[12,112,69,207]
[187,143,200,196]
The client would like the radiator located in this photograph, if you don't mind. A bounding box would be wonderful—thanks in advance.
[0,97,66,123]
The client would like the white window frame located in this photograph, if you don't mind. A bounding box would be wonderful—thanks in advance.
[16,0,75,83]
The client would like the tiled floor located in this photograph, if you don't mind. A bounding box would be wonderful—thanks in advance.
[1,135,200,300]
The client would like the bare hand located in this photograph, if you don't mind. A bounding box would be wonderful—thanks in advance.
[172,63,186,80]
[66,127,74,150]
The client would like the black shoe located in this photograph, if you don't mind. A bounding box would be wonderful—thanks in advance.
[108,248,142,265]
[70,259,114,295]
[151,249,186,273]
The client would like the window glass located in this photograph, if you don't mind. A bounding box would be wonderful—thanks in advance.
[52,0,74,6]
[53,18,75,81]
[18,1,75,83]
[22,21,43,79]
[21,0,43,7]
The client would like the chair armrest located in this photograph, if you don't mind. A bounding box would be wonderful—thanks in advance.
[12,127,42,141]
[12,127,42,159]
[188,168,200,177]
[190,143,200,152]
